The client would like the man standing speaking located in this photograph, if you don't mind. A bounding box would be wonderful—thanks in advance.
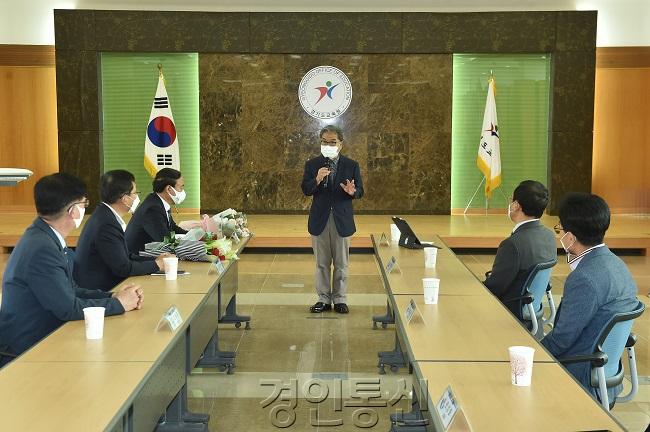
[302,125,364,314]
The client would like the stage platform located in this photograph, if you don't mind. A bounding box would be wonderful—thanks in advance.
[1,213,649,254]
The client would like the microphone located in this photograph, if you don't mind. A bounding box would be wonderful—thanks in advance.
[323,158,333,188]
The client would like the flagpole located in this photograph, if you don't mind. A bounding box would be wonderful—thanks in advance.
[497,187,509,204]
[463,176,486,215]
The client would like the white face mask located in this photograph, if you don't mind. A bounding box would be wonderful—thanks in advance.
[169,186,186,205]
[560,231,578,268]
[128,194,140,213]
[70,205,85,228]
[321,145,339,159]
[507,202,514,222]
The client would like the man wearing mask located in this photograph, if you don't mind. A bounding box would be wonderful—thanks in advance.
[301,125,364,314]
[542,193,638,405]
[74,170,172,291]
[126,168,188,254]
[0,173,142,368]
[484,180,557,315]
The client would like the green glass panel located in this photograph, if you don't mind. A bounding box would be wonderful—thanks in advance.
[100,52,200,209]
[451,54,551,211]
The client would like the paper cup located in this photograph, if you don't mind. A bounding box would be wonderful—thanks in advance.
[163,257,179,281]
[424,247,438,268]
[422,278,440,304]
[83,307,105,340]
[390,224,400,242]
[508,346,535,386]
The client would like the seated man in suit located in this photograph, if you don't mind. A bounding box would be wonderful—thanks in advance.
[126,168,188,254]
[541,193,638,405]
[484,180,557,315]
[74,170,170,291]
[0,173,142,368]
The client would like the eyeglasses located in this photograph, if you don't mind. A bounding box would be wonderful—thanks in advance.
[124,191,141,198]
[320,140,339,147]
[68,198,90,212]
[553,223,564,234]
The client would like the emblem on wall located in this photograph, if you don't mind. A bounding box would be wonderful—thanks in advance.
[298,66,352,120]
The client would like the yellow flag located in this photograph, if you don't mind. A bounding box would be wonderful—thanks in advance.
[477,78,501,197]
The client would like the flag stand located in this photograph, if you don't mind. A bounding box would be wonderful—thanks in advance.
[463,177,487,215]
[463,178,510,215]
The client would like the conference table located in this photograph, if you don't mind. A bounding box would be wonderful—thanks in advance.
[372,233,626,431]
[0,236,250,432]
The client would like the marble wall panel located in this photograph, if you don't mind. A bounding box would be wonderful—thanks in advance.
[93,11,249,53]
[250,13,402,54]
[403,12,556,53]
[548,131,593,212]
[54,11,596,214]
[200,53,452,213]
[58,130,101,206]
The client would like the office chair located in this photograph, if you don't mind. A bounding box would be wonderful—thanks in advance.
[504,259,557,339]
[559,300,645,411]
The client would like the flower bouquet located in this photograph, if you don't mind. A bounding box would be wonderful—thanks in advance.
[178,209,251,241]
[140,228,238,262]
[210,208,251,239]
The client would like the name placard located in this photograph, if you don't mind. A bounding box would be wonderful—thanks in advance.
[405,298,427,325]
[209,259,226,275]
[405,298,418,324]
[156,305,183,332]
[378,232,390,246]
[385,256,401,274]
[436,385,459,429]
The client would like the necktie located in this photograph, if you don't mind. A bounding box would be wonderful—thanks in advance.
[167,210,173,229]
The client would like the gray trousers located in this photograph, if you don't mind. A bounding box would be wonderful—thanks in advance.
[311,213,350,304]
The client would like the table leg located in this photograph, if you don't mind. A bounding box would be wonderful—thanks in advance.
[155,385,209,432]
[389,391,428,431]
[372,299,395,329]
[196,332,236,374]
[219,295,251,329]
[378,333,407,374]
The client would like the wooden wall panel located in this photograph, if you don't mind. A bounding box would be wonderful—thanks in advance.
[593,47,650,214]
[0,45,55,67]
[0,65,59,211]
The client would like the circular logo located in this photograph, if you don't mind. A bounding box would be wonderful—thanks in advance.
[147,116,177,148]
[298,66,352,120]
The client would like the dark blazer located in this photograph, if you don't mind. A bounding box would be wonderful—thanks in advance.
[301,154,364,237]
[74,203,158,292]
[0,218,124,359]
[125,192,187,254]
[542,246,638,402]
[484,220,557,315]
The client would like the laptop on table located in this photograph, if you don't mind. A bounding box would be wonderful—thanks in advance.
[391,216,441,250]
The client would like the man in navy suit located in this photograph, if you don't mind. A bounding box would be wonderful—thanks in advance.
[126,168,188,254]
[542,193,638,405]
[302,125,364,314]
[74,170,170,291]
[0,173,143,368]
